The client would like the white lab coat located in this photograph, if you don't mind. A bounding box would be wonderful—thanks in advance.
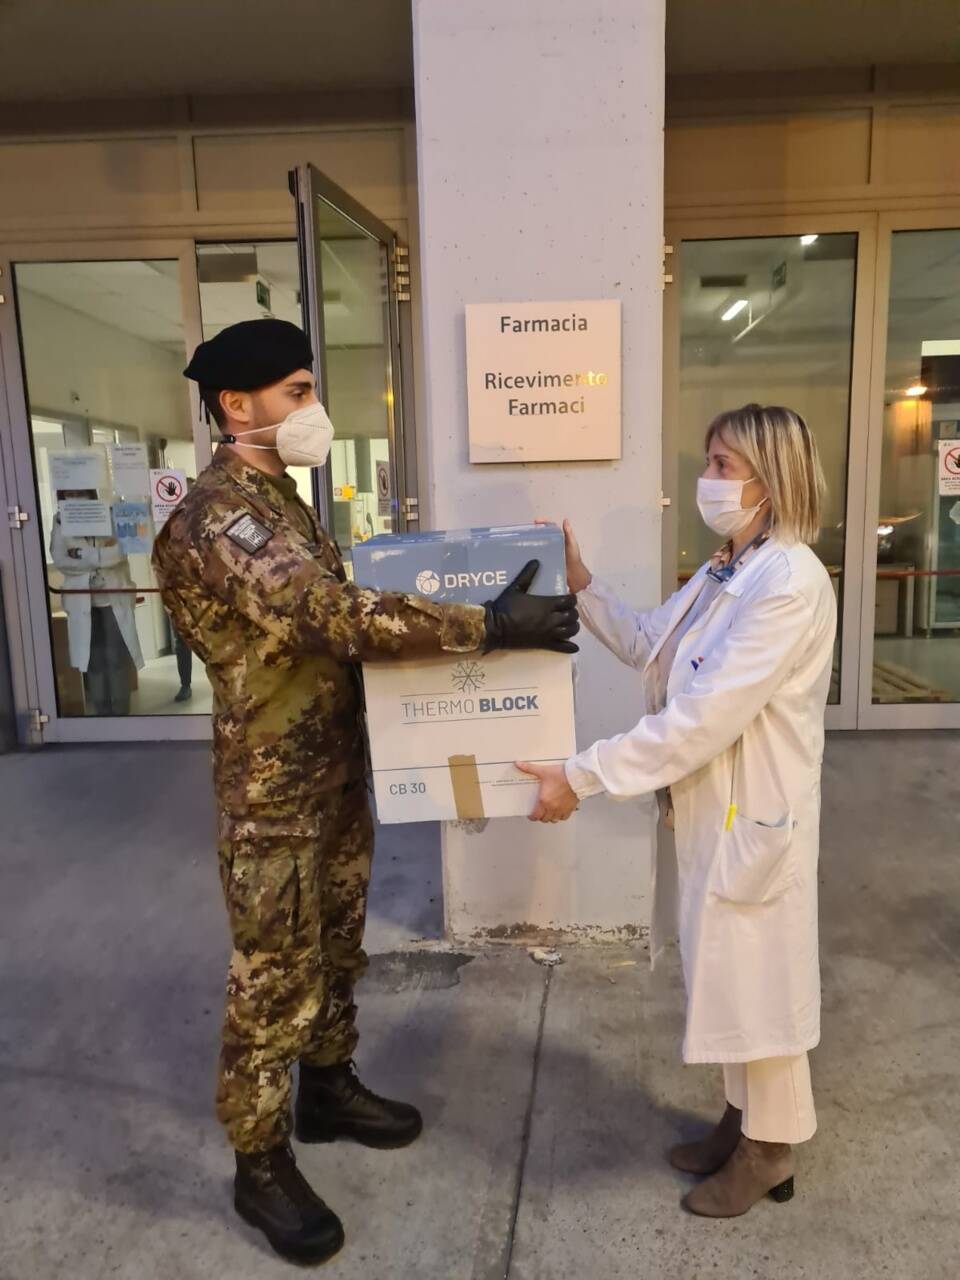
[566,538,837,1063]
[50,516,144,673]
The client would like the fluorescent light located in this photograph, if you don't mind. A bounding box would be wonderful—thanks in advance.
[721,298,748,322]
[801,234,819,246]
[905,384,927,397]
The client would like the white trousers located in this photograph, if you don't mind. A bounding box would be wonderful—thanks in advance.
[723,1053,817,1145]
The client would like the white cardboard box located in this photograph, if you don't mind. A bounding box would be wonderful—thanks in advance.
[352,525,576,824]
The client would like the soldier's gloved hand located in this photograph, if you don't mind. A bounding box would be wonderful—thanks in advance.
[483,559,579,654]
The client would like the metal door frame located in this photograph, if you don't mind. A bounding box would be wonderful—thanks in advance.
[0,314,43,744]
[0,236,209,744]
[856,207,960,729]
[662,212,878,732]
[290,163,411,540]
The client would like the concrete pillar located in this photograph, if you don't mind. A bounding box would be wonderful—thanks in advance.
[412,0,666,939]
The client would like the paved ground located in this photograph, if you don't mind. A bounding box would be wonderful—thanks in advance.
[1,732,958,1279]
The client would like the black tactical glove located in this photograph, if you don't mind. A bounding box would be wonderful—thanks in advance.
[483,559,580,654]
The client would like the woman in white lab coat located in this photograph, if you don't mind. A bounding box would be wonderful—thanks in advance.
[50,491,144,716]
[520,405,837,1219]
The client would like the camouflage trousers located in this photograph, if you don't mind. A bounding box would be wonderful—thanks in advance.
[215,778,373,1153]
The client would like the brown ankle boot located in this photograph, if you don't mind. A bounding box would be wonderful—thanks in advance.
[682,1136,795,1218]
[669,1103,742,1175]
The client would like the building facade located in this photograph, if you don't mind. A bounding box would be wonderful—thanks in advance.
[1,0,958,933]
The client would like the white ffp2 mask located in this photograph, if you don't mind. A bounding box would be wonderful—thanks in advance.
[696,476,769,537]
[227,402,335,468]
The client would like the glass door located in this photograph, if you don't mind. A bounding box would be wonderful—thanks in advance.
[0,242,209,742]
[859,214,960,729]
[663,215,876,730]
[290,164,409,569]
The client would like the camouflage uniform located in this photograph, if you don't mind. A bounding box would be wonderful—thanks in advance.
[152,449,485,1153]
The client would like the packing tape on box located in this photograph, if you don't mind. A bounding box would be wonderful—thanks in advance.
[447,754,484,819]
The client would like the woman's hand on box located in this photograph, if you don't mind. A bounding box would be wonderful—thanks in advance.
[516,760,579,823]
[535,518,592,594]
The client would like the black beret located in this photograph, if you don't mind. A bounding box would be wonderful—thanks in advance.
[183,319,314,391]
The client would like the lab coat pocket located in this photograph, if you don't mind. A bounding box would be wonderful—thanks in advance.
[712,810,797,906]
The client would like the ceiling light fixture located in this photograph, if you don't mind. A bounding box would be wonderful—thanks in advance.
[800,234,819,247]
[905,384,927,397]
[720,298,749,322]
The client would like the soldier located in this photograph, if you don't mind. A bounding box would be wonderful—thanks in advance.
[152,319,578,1266]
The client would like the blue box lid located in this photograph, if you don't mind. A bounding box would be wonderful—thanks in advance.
[352,522,566,605]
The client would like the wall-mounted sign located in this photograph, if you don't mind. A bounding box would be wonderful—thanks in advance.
[465,299,621,463]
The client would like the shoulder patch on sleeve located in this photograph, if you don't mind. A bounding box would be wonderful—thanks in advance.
[224,512,274,554]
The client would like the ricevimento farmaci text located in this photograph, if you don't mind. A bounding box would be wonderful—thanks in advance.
[485,312,607,414]
[483,367,608,415]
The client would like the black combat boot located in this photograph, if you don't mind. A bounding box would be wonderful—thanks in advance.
[234,1142,344,1265]
[295,1060,423,1149]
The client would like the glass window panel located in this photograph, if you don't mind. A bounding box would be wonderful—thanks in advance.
[313,209,395,559]
[872,228,960,705]
[677,233,857,704]
[13,259,209,718]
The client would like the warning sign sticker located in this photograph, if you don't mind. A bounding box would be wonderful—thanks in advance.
[939,441,960,496]
[376,460,391,516]
[150,468,187,529]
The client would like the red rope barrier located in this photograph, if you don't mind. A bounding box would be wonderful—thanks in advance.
[49,586,160,595]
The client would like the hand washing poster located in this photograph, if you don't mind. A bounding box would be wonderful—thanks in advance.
[114,501,153,554]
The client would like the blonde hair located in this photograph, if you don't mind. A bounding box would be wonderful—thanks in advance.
[705,404,825,545]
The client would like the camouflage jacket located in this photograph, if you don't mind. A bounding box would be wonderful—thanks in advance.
[152,449,486,813]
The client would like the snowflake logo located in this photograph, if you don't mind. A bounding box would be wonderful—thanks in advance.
[451,660,486,693]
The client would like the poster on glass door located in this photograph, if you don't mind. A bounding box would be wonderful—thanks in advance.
[150,468,188,529]
[110,443,150,498]
[114,501,153,554]
[48,449,107,493]
[938,439,960,496]
[57,498,114,538]
[49,449,113,537]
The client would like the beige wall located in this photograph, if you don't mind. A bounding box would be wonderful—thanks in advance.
[6,85,959,235]
[0,125,409,237]
[665,77,960,213]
